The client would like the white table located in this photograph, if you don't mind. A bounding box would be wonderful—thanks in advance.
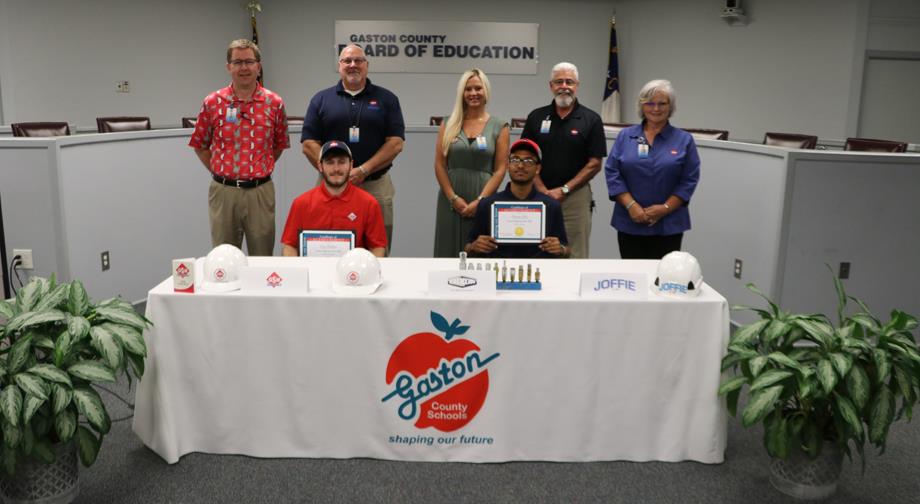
[133,257,729,464]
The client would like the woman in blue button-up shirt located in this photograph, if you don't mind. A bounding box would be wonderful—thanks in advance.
[604,79,700,259]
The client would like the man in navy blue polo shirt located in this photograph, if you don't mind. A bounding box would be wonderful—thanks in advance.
[465,139,569,259]
[301,44,405,255]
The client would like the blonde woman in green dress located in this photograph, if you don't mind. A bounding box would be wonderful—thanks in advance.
[433,69,510,257]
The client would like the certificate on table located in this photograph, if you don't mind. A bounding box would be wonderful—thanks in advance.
[299,230,355,257]
[491,202,545,243]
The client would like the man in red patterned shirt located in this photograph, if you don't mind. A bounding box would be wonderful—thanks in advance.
[189,39,290,256]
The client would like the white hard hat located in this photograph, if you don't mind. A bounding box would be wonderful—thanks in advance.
[201,244,248,292]
[654,251,703,298]
[332,248,382,295]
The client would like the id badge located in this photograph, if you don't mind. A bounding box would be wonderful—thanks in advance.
[540,119,551,134]
[475,136,488,151]
[349,126,360,143]
[226,107,238,124]
[637,143,649,159]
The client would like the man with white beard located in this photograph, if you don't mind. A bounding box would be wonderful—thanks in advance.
[521,62,606,259]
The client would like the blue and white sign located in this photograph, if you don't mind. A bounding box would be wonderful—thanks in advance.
[335,20,539,74]
[579,272,648,300]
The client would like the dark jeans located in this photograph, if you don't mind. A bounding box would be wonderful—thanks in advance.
[617,232,683,260]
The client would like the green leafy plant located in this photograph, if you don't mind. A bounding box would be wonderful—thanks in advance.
[0,276,149,475]
[719,268,920,467]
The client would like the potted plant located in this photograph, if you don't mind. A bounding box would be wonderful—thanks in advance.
[0,276,149,503]
[719,269,920,500]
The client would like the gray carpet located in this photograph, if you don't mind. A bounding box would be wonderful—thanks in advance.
[73,374,919,504]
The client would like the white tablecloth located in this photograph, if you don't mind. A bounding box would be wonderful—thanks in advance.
[133,257,729,464]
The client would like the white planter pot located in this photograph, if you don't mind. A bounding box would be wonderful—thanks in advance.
[769,444,844,500]
[0,442,80,504]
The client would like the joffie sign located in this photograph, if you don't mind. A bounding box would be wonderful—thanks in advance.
[335,20,539,74]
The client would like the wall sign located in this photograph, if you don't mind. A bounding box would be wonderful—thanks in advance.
[335,20,539,74]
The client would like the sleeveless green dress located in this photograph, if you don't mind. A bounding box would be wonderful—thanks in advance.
[433,116,508,257]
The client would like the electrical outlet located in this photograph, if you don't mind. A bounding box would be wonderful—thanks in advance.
[839,262,850,279]
[12,249,33,269]
[116,80,130,93]
[101,251,110,271]
[733,258,743,279]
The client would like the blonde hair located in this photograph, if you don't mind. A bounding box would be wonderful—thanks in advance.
[441,69,492,156]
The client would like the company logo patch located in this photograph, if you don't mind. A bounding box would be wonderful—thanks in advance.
[670,149,678,155]
[348,212,358,222]
[382,311,500,432]
[447,276,478,288]
[266,271,283,288]
[346,270,360,285]
[570,129,579,135]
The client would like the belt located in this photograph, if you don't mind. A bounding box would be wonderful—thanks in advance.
[364,165,390,182]
[212,174,271,188]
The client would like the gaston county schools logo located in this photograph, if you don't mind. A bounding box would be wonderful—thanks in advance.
[266,271,283,288]
[382,311,500,432]
[175,263,190,278]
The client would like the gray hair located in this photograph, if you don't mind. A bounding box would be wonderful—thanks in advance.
[551,62,579,82]
[637,79,676,120]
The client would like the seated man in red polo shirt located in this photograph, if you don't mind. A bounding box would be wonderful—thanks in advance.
[281,140,387,257]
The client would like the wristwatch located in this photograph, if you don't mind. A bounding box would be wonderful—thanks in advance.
[561,184,571,195]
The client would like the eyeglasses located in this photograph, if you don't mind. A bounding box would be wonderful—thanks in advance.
[643,101,670,109]
[339,57,368,65]
[551,79,578,86]
[229,59,259,68]
[509,157,538,167]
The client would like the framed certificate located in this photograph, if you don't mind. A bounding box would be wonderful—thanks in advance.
[299,230,355,257]
[490,201,545,243]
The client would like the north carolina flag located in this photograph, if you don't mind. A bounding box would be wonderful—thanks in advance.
[601,20,620,123]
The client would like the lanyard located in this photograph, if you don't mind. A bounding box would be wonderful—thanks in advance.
[340,95,365,128]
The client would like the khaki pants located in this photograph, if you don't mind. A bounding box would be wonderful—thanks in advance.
[561,184,592,259]
[360,172,395,255]
[208,180,276,256]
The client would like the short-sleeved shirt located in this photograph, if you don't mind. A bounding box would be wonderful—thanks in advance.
[189,84,290,180]
[604,122,701,236]
[301,79,405,179]
[467,183,568,259]
[281,182,388,251]
[520,99,607,189]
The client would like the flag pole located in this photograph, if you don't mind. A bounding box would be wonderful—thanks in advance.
[246,1,263,85]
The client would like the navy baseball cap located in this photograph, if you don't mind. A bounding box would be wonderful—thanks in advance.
[510,138,542,162]
[320,140,353,161]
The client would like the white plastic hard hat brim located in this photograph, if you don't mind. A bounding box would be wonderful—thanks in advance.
[650,279,703,298]
[200,280,242,293]
[332,280,382,296]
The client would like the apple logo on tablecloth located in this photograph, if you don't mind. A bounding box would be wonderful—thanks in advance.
[382,311,500,432]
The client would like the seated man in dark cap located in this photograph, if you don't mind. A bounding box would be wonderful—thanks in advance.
[465,139,569,259]
[281,140,387,257]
